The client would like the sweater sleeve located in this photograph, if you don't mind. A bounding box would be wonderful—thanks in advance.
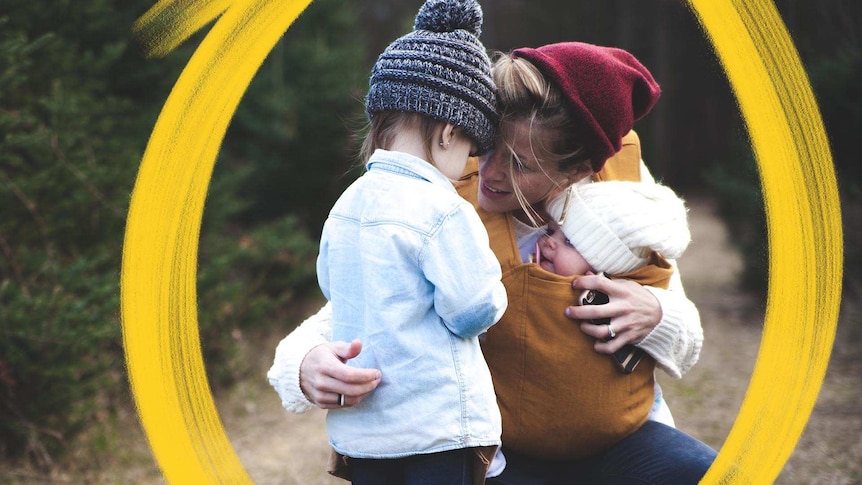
[266,301,334,413]
[638,264,703,378]
[634,160,704,378]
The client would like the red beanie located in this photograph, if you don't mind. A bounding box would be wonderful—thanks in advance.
[512,42,661,171]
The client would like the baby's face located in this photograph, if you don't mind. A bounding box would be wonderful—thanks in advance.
[536,222,593,276]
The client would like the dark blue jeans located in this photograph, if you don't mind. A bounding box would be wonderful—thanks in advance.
[350,447,474,485]
[486,421,717,485]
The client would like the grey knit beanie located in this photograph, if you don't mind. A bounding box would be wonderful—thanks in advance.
[365,0,498,155]
[545,181,691,275]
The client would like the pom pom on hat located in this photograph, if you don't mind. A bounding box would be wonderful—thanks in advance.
[545,181,690,275]
[512,42,661,171]
[415,0,483,36]
[366,0,498,154]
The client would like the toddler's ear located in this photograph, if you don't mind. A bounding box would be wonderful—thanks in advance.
[440,123,457,147]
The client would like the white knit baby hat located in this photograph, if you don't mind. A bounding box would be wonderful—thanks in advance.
[545,180,691,275]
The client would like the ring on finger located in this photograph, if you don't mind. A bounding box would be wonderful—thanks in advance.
[606,323,616,341]
[337,393,345,407]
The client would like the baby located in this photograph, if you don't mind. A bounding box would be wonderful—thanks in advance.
[536,179,690,424]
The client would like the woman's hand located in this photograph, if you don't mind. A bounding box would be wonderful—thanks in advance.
[566,273,663,354]
[299,339,381,409]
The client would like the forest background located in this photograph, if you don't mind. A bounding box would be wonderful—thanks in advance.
[1,0,860,481]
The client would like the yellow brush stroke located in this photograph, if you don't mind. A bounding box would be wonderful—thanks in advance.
[686,0,842,483]
[133,0,234,58]
[121,0,312,482]
[121,0,842,483]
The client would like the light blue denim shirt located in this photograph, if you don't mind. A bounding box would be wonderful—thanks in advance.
[318,149,507,458]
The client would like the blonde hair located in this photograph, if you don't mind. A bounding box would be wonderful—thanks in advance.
[491,52,592,224]
[358,112,442,166]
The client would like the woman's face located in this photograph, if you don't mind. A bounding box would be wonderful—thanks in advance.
[477,119,584,219]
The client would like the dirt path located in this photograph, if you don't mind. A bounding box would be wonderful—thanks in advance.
[219,196,862,484]
[663,197,861,484]
[89,197,859,484]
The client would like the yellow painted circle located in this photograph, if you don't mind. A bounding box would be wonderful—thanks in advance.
[121,0,842,483]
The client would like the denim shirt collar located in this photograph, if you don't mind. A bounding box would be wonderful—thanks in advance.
[366,149,457,195]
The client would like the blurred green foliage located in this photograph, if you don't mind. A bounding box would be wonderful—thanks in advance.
[227,2,368,229]
[1,0,365,466]
[705,135,768,293]
[708,36,861,299]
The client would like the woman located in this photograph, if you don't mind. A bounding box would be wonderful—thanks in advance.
[269,41,716,483]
